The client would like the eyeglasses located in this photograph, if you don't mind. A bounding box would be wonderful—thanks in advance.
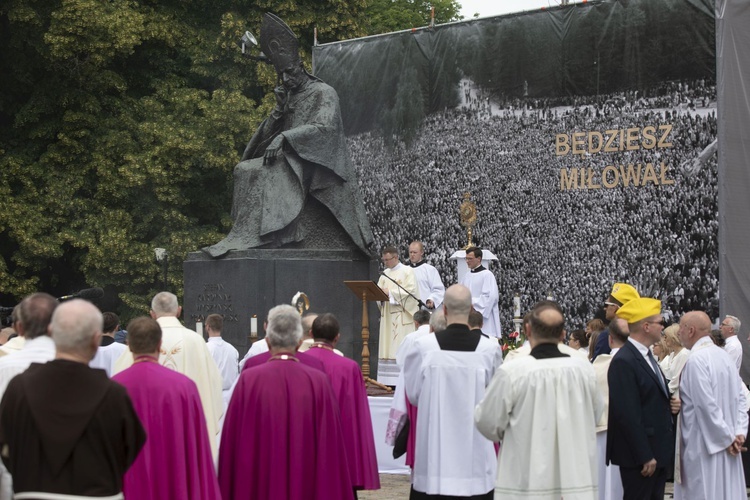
[644,319,666,328]
[381,255,397,263]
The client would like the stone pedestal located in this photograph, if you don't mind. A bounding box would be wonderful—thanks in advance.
[183,249,380,370]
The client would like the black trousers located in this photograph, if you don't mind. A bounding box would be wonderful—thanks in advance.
[619,466,667,500]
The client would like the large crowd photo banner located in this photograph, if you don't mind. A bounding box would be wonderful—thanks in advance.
[313,0,717,330]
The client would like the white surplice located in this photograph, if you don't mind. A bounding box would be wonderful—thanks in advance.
[89,340,127,377]
[206,336,239,412]
[206,337,239,391]
[404,333,502,496]
[410,262,445,310]
[395,324,431,369]
[592,349,623,500]
[385,324,432,446]
[114,316,224,460]
[504,342,588,362]
[675,336,748,500]
[238,338,269,371]
[723,335,743,371]
[667,347,690,395]
[459,267,501,338]
[475,353,602,500]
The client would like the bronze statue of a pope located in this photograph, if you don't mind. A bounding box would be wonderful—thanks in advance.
[205,13,373,258]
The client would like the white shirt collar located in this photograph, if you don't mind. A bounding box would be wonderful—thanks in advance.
[628,337,650,358]
[416,324,431,334]
[207,337,223,344]
[22,336,55,351]
[725,335,740,345]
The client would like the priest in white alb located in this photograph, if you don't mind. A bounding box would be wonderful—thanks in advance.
[475,300,601,500]
[459,247,501,338]
[408,241,445,311]
[114,292,223,459]
[404,284,501,499]
[674,310,747,500]
[377,245,420,385]
[204,314,239,409]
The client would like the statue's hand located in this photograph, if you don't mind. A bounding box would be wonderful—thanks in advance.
[263,135,284,165]
[274,85,287,109]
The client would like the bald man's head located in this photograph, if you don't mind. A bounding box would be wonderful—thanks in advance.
[678,310,711,350]
[51,299,103,362]
[301,312,318,340]
[443,285,472,324]
[528,301,565,345]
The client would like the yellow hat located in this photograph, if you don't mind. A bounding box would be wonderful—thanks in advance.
[616,297,661,323]
[607,283,640,307]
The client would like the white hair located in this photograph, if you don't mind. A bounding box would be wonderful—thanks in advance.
[430,310,447,332]
[265,305,303,349]
[151,292,179,317]
[51,300,103,354]
[725,315,741,332]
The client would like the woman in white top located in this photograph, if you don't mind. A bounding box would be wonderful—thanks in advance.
[568,329,590,357]
[662,324,689,396]
[654,338,671,374]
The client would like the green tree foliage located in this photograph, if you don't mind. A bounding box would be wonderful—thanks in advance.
[0,0,367,317]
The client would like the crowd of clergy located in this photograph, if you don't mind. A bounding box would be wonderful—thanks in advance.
[0,277,746,500]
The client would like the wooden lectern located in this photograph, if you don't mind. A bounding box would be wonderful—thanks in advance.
[344,280,391,392]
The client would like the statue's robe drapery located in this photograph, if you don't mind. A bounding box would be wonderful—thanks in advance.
[208,78,373,256]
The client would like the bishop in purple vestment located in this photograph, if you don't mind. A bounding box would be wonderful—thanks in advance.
[113,317,221,500]
[304,313,380,491]
[241,343,325,373]
[219,304,353,499]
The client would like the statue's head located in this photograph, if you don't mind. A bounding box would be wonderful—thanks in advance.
[259,13,302,76]
[280,62,307,91]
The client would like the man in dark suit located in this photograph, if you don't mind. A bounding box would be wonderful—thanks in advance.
[606,297,681,500]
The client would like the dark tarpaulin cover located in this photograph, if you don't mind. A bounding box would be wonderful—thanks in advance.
[716,0,750,383]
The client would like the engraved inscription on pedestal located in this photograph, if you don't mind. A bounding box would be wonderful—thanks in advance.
[191,283,238,323]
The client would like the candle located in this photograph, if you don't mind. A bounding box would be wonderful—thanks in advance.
[251,316,258,335]
[513,293,521,318]
[195,321,203,337]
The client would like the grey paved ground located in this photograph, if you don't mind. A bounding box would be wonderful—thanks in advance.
[359,474,682,499]
[359,474,410,499]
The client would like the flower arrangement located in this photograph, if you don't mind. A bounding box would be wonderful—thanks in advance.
[501,330,525,358]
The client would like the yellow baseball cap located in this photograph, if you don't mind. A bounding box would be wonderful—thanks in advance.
[607,283,640,307]
[616,297,662,323]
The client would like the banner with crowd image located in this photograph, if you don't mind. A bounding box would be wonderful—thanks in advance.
[313,0,717,331]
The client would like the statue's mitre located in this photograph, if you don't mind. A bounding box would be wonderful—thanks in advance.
[259,13,300,74]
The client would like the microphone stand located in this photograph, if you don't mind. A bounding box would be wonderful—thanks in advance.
[380,271,425,309]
